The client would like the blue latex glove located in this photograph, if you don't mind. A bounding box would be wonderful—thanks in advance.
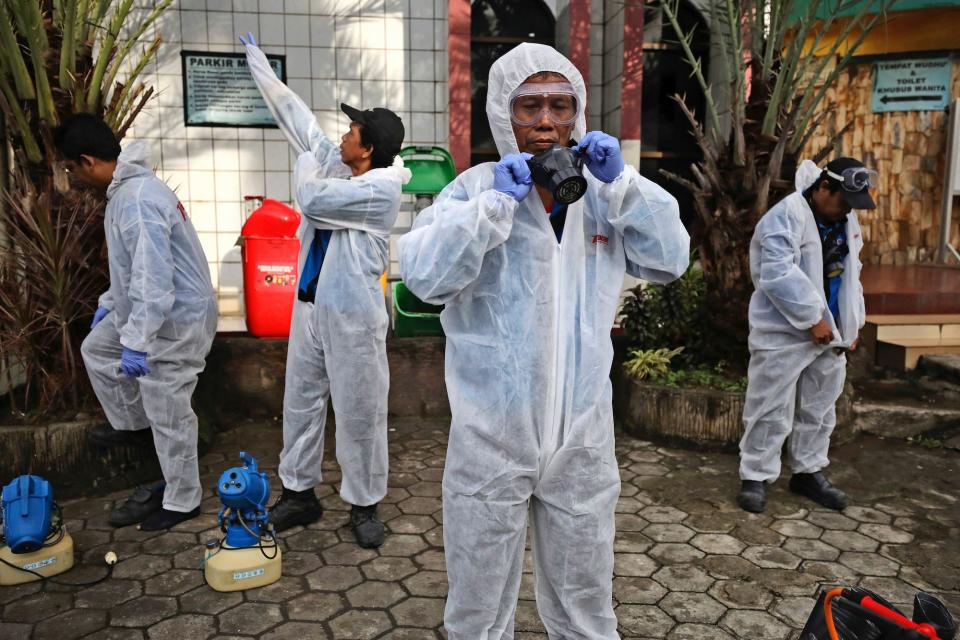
[91,307,110,330]
[578,131,625,183]
[238,31,258,46]
[493,153,534,202]
[120,348,150,378]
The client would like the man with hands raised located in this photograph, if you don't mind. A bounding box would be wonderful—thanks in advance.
[240,33,409,548]
[399,43,689,639]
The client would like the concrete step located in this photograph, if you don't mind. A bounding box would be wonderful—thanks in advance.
[875,338,960,371]
[861,315,960,372]
[865,314,960,341]
[917,354,960,385]
[867,314,960,324]
[854,400,960,439]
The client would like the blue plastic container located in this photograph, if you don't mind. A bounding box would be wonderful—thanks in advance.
[1,475,54,554]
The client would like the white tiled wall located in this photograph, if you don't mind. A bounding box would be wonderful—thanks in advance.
[125,0,449,319]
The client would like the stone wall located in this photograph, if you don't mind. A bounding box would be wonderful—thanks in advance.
[195,336,449,427]
[802,58,960,265]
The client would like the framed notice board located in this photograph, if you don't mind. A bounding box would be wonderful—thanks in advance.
[181,50,286,127]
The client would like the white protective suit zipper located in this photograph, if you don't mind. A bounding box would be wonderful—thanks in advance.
[538,220,565,479]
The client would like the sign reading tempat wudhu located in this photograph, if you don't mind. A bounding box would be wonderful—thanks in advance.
[871,57,951,113]
[182,51,286,127]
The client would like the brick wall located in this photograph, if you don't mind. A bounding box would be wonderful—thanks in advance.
[802,58,960,265]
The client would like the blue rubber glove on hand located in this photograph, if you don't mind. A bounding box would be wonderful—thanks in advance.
[120,348,150,378]
[91,307,110,330]
[578,131,624,183]
[493,153,534,202]
[238,31,258,46]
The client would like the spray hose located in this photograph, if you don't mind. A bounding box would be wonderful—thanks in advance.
[824,588,844,640]
[823,587,943,640]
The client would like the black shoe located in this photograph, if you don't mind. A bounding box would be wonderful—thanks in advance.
[140,507,201,531]
[789,472,848,510]
[89,424,153,448]
[109,483,164,527]
[268,487,323,533]
[737,480,767,513]
[351,504,385,549]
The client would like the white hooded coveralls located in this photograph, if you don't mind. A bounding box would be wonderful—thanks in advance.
[82,141,217,513]
[739,160,866,482]
[244,43,410,506]
[398,44,690,639]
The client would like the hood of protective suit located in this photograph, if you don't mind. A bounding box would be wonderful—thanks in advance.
[486,43,587,158]
[795,159,821,193]
[108,140,154,199]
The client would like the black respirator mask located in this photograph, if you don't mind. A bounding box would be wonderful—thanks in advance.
[526,141,587,205]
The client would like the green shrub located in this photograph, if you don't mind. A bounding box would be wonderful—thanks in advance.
[619,257,706,364]
[619,255,747,391]
[623,347,685,381]
[648,362,748,392]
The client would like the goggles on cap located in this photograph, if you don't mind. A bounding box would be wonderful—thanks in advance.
[508,82,580,127]
[825,166,878,193]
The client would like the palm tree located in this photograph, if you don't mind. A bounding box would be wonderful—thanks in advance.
[660,0,897,360]
[0,0,172,414]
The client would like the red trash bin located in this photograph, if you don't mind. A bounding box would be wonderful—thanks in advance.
[240,199,301,338]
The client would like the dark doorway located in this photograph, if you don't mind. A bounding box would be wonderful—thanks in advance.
[470,0,555,166]
[639,0,710,226]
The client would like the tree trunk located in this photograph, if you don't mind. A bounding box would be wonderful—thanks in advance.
[697,209,753,368]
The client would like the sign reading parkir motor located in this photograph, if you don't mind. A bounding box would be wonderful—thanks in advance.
[182,51,286,127]
[871,57,951,113]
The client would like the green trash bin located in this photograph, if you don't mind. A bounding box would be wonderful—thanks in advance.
[399,146,456,196]
[392,281,444,337]
[390,147,454,338]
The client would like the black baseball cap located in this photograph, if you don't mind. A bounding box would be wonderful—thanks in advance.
[824,157,877,210]
[340,103,405,158]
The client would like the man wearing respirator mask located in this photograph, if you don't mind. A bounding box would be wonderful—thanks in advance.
[738,157,876,515]
[399,44,689,639]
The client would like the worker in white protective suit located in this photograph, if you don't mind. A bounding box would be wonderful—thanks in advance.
[240,34,409,547]
[738,157,875,514]
[53,114,217,531]
[399,43,690,639]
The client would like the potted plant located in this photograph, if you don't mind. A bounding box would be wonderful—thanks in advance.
[615,261,748,448]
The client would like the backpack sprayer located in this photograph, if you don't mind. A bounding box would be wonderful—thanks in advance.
[203,452,282,591]
[0,475,116,586]
[802,587,956,640]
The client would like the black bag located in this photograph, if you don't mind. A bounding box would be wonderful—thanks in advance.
[800,587,956,640]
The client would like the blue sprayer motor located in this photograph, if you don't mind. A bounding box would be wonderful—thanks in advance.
[216,452,271,548]
[1,475,55,554]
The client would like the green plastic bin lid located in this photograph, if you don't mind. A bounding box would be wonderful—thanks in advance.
[399,146,456,195]
[391,281,444,337]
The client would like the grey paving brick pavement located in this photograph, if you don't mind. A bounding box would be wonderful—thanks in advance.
[1,418,957,639]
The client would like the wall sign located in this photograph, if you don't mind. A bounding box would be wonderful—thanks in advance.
[182,51,285,127]
[871,57,951,113]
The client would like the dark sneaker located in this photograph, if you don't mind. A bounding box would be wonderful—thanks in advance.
[789,472,848,510]
[737,480,767,513]
[268,487,323,533]
[89,423,153,448]
[140,507,201,531]
[109,483,164,527]
[351,504,385,548]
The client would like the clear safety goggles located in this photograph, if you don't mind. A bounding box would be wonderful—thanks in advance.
[825,167,878,192]
[508,82,580,127]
